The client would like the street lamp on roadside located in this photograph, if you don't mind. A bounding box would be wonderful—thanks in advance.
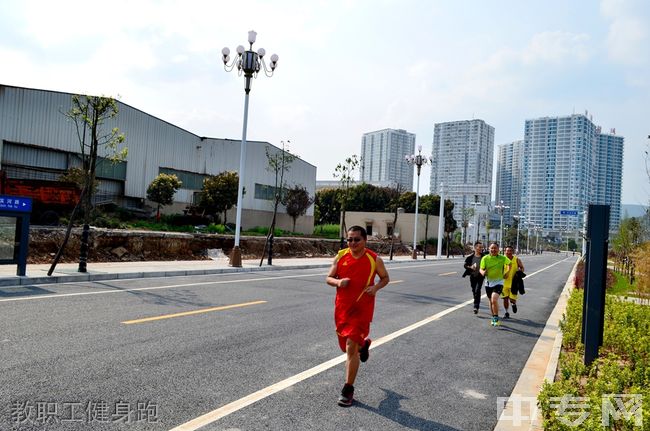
[513,213,523,254]
[405,145,431,259]
[471,201,481,244]
[222,31,279,267]
[494,200,510,246]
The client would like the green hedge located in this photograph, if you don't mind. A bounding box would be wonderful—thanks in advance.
[538,289,650,429]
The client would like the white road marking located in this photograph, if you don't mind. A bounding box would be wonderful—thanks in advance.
[168,257,572,430]
[461,389,488,399]
[0,273,324,303]
[169,298,473,431]
[0,261,450,303]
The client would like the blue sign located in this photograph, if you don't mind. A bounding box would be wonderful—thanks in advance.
[560,210,578,216]
[0,195,32,213]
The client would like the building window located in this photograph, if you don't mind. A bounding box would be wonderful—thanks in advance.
[255,183,281,201]
[159,168,207,190]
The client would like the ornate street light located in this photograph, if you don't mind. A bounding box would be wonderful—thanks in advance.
[405,145,431,259]
[494,200,510,247]
[222,31,279,267]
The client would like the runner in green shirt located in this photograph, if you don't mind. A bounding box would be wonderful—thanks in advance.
[480,242,511,326]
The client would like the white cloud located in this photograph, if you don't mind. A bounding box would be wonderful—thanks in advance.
[1,0,648,202]
[522,31,592,66]
[600,0,649,66]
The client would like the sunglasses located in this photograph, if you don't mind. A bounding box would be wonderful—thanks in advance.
[346,237,363,243]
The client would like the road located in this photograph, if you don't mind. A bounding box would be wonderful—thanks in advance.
[0,253,577,430]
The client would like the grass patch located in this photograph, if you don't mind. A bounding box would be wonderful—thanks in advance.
[609,271,635,296]
[537,289,650,429]
[313,224,340,239]
[243,226,295,237]
[128,220,195,233]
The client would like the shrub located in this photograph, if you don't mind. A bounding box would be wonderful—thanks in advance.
[204,224,226,234]
[632,242,650,304]
[573,259,616,291]
[539,289,650,429]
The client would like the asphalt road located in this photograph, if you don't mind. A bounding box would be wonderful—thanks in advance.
[0,253,577,431]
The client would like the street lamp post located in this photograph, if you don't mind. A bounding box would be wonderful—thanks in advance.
[222,31,278,267]
[494,200,509,246]
[405,145,431,259]
[404,145,431,259]
[471,201,481,244]
[513,213,522,254]
[436,183,445,259]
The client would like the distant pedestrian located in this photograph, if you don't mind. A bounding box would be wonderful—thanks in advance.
[479,242,511,326]
[463,241,486,314]
[326,226,390,407]
[502,246,525,318]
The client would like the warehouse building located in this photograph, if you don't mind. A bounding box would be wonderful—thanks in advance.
[0,84,316,233]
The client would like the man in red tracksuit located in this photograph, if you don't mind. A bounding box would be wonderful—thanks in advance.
[326,225,390,407]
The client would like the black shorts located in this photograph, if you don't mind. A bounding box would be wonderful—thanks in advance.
[485,284,503,298]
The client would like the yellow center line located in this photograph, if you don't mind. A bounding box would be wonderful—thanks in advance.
[121,300,267,325]
[439,271,457,276]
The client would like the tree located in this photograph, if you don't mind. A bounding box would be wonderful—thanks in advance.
[385,182,407,260]
[260,142,296,265]
[419,194,437,256]
[333,155,360,239]
[461,207,475,245]
[314,188,341,226]
[282,185,315,233]
[612,217,646,281]
[68,95,127,216]
[347,183,393,212]
[397,191,417,213]
[444,199,458,257]
[199,171,239,224]
[49,94,127,275]
[59,167,97,193]
[147,173,182,220]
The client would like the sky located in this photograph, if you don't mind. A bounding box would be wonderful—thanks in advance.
[0,0,648,205]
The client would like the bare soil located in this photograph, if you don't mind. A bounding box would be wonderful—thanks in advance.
[27,227,412,264]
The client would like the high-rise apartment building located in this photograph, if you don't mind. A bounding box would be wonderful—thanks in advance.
[594,131,623,228]
[429,119,494,219]
[505,113,623,235]
[495,140,524,222]
[360,128,415,191]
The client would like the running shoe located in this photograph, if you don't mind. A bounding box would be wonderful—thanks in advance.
[338,384,354,407]
[490,317,497,326]
[359,339,371,363]
[512,304,518,314]
[494,318,501,326]
[504,312,510,319]
[473,308,478,314]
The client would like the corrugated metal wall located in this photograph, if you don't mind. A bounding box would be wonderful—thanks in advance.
[0,84,317,221]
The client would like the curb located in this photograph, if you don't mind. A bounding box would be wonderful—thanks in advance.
[0,257,421,287]
[494,258,579,431]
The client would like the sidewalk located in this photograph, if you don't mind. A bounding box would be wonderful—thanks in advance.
[0,255,418,287]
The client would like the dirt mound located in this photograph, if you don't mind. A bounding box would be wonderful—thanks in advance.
[27,227,412,264]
